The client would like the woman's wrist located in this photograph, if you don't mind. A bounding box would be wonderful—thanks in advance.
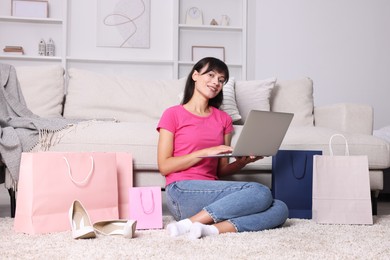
[233,159,247,169]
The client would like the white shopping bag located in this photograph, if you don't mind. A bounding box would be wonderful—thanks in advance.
[312,134,373,225]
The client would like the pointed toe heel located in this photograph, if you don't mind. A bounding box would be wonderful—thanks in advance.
[93,219,137,238]
[69,200,96,239]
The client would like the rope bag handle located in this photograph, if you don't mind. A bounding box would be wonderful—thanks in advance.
[62,156,94,186]
[140,189,155,215]
[329,134,350,156]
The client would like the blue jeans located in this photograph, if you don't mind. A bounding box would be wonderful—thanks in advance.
[165,180,289,232]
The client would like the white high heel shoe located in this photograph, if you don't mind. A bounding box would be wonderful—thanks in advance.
[93,219,137,238]
[69,200,96,239]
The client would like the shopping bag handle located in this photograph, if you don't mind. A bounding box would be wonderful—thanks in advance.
[62,156,94,186]
[329,134,350,156]
[140,189,155,215]
[290,153,307,179]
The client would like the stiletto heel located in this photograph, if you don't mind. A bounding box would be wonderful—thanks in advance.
[93,219,137,238]
[69,200,96,239]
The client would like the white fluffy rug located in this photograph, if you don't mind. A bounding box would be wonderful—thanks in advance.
[1,215,390,259]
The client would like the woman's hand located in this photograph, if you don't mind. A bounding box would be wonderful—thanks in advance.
[218,155,264,177]
[204,145,233,156]
[234,156,263,166]
[231,156,264,170]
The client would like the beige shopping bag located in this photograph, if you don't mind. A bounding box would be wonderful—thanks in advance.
[312,134,373,225]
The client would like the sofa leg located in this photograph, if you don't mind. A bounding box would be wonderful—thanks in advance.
[371,191,378,216]
[8,188,16,218]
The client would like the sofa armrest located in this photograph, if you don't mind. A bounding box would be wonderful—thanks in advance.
[314,103,373,135]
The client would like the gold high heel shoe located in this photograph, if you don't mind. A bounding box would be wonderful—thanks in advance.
[69,200,96,239]
[93,219,137,238]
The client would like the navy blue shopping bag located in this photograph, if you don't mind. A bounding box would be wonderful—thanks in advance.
[272,150,322,219]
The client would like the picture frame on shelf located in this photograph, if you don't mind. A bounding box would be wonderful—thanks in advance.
[192,46,225,62]
[12,0,49,18]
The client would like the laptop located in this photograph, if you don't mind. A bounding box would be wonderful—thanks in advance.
[200,110,294,158]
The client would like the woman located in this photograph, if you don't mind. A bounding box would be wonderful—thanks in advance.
[157,57,288,239]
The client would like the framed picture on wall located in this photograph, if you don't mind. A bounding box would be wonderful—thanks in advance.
[97,0,151,48]
[192,46,225,62]
[12,0,48,18]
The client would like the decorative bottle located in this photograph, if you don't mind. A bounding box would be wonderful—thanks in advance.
[38,39,46,56]
[46,38,55,56]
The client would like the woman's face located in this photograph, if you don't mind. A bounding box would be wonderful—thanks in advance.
[192,66,226,100]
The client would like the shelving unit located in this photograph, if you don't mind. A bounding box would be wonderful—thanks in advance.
[0,1,248,80]
[0,1,67,67]
[175,0,247,79]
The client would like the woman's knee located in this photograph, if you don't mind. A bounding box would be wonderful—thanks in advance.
[249,182,272,199]
[273,199,289,225]
[246,182,273,210]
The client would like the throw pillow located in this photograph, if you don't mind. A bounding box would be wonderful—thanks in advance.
[235,77,277,123]
[271,77,314,126]
[64,68,186,122]
[16,65,65,118]
[220,77,241,122]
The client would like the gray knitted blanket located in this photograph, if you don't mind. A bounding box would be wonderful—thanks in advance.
[0,63,76,183]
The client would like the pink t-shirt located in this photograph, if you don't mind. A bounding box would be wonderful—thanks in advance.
[157,105,233,186]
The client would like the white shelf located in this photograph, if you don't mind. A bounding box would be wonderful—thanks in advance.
[178,60,242,67]
[66,56,174,65]
[0,55,61,61]
[0,15,62,24]
[179,24,242,32]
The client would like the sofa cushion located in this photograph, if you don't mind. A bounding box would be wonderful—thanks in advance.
[63,68,186,122]
[235,77,276,123]
[16,65,64,118]
[271,78,314,126]
[220,77,241,122]
[315,103,374,135]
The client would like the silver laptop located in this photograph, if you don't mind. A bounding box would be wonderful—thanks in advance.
[200,110,293,158]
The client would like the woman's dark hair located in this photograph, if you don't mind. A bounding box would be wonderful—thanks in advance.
[181,57,229,108]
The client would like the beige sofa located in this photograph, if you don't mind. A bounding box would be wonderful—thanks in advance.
[5,64,390,213]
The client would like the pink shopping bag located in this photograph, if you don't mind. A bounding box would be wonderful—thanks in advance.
[116,152,133,219]
[129,187,163,230]
[14,152,119,234]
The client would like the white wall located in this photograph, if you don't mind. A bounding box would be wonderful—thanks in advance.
[253,0,390,129]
